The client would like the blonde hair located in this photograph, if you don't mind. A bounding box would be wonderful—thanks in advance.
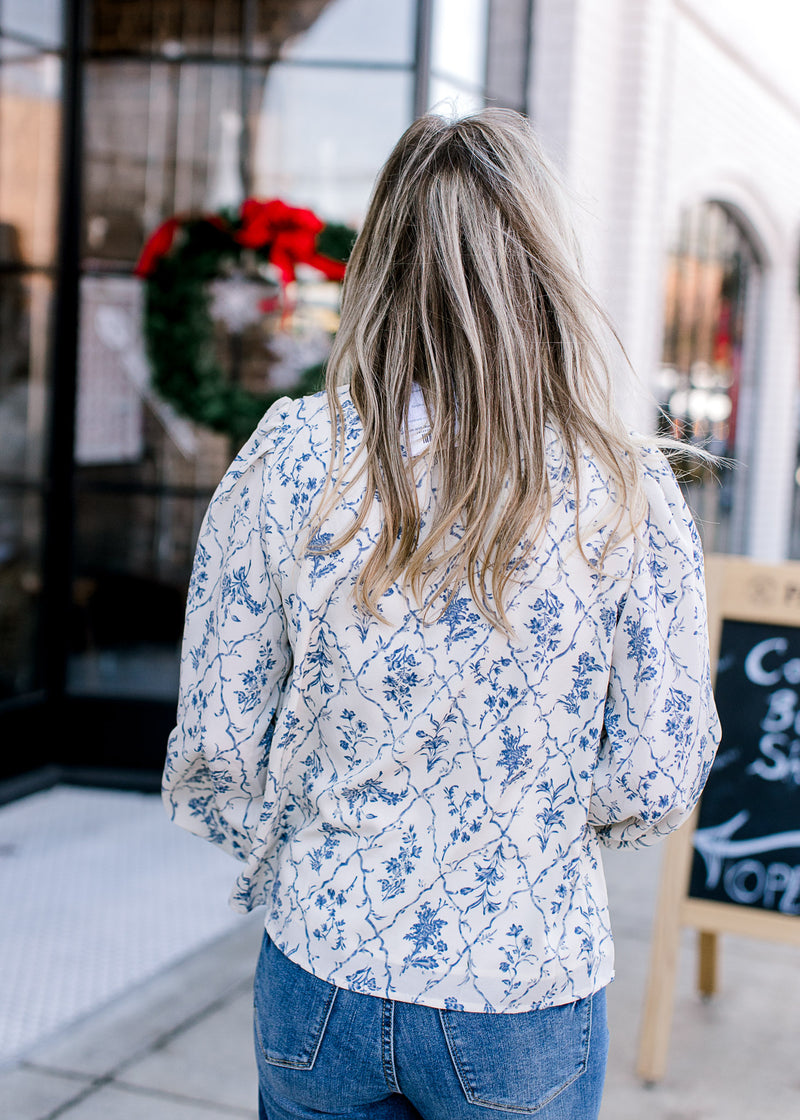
[312,109,645,630]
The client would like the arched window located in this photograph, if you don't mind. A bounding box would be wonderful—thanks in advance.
[657,200,762,554]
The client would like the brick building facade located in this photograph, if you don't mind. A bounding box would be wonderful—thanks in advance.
[531,0,800,559]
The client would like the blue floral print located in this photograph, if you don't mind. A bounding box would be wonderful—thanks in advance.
[526,590,564,664]
[163,388,720,1014]
[498,727,533,788]
[379,827,422,900]
[403,902,449,971]
[383,646,421,717]
[441,594,481,650]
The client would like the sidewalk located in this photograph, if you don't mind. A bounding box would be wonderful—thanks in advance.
[1,788,798,1119]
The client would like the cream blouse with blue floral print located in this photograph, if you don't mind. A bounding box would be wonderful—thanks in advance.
[162,387,720,1013]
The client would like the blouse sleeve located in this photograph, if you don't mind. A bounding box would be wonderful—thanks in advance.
[162,401,293,861]
[588,449,721,848]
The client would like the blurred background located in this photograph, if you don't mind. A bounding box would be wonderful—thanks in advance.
[1,1,800,1113]
[2,0,799,791]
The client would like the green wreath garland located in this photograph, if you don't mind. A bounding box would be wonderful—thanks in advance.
[136,198,356,445]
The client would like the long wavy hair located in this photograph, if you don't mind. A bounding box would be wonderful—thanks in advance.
[311,109,646,631]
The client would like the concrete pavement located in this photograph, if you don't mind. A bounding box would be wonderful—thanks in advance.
[1,799,798,1119]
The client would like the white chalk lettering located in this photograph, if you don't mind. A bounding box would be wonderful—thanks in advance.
[693,812,800,887]
[745,637,800,690]
[747,733,800,784]
[720,857,800,914]
[776,865,800,912]
[723,859,765,903]
[721,860,761,904]
[761,688,797,733]
[764,863,794,910]
[745,638,788,685]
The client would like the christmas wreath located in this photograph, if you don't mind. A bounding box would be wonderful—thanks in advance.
[136,198,357,444]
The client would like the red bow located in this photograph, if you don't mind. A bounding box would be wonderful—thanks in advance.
[134,199,346,285]
[134,217,181,278]
[236,198,346,284]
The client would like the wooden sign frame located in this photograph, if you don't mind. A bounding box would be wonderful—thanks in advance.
[636,554,800,1084]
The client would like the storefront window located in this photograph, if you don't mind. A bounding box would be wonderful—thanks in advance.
[0,3,62,702]
[72,0,427,702]
[0,275,53,699]
[657,200,761,554]
[91,0,243,58]
[252,66,413,223]
[0,0,532,741]
[83,60,245,263]
[431,0,488,88]
[429,0,488,114]
[68,0,533,706]
[281,0,415,65]
[0,0,62,48]
[0,40,61,267]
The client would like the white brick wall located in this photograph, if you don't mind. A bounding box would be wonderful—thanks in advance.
[529,0,800,558]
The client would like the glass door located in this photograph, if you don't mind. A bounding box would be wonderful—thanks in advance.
[0,0,534,786]
[66,0,419,775]
[0,0,64,779]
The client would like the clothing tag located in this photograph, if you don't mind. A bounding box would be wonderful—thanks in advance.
[406,383,432,455]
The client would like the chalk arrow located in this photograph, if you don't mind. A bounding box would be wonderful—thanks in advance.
[693,810,800,889]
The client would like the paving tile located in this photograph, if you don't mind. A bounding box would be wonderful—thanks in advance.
[0,1064,93,1120]
[55,1082,256,1119]
[3,802,798,1120]
[119,988,258,1113]
[28,916,264,1078]
[0,786,251,1065]
[600,845,800,1118]
[603,841,664,944]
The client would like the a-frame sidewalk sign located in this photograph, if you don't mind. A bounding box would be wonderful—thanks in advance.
[637,554,800,1083]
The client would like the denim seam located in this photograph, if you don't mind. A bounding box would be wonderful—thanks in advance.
[381,999,400,1093]
[583,988,593,1066]
[254,986,338,1070]
[437,997,592,1115]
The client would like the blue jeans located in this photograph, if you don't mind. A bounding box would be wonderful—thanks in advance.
[253,933,608,1119]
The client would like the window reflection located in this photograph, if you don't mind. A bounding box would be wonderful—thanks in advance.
[431,0,488,90]
[68,272,232,701]
[0,0,62,47]
[75,275,231,487]
[88,0,368,60]
[485,0,530,112]
[0,273,51,478]
[69,490,202,701]
[0,43,61,266]
[252,65,412,224]
[68,0,519,706]
[0,273,53,699]
[0,7,60,703]
[173,65,243,211]
[84,62,243,264]
[0,489,42,698]
[91,0,243,58]
[658,201,760,554]
[281,0,414,64]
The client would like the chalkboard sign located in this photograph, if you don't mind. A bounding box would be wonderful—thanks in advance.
[689,618,800,915]
[637,555,800,1084]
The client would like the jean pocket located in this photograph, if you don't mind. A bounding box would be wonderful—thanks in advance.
[253,934,338,1070]
[438,994,593,1114]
